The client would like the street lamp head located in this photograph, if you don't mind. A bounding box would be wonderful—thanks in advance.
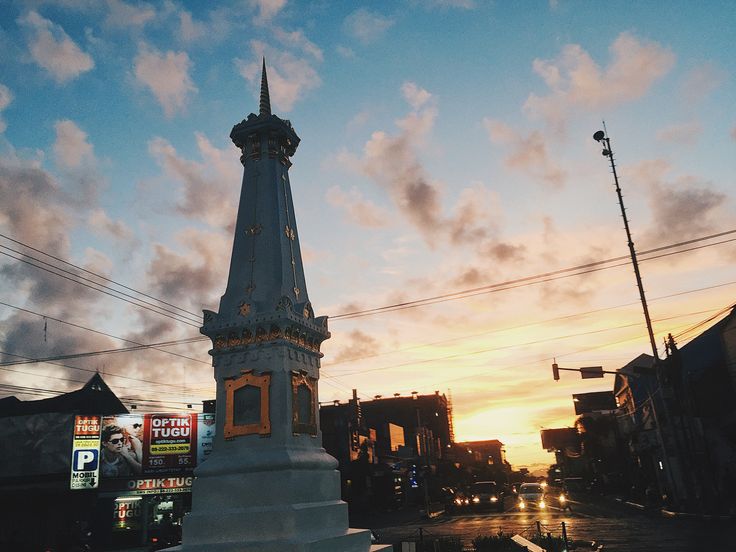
[602,149,611,157]
[593,130,605,142]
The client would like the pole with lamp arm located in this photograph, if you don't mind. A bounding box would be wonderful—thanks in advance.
[592,125,692,510]
[593,127,658,362]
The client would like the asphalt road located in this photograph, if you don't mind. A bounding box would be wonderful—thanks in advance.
[366,495,734,551]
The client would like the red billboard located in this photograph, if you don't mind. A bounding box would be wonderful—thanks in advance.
[100,413,212,477]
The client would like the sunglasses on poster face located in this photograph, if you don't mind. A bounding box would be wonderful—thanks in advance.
[132,423,142,428]
[108,438,124,444]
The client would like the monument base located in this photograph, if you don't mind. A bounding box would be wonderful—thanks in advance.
[163,529,393,551]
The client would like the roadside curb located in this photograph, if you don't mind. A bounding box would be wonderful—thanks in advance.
[614,497,734,520]
[661,509,734,521]
[614,497,645,511]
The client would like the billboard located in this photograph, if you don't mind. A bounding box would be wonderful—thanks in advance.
[70,415,102,490]
[540,427,579,451]
[572,391,617,415]
[99,413,215,478]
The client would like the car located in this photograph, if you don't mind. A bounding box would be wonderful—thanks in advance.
[517,482,547,511]
[441,486,470,513]
[547,485,571,510]
[470,481,504,512]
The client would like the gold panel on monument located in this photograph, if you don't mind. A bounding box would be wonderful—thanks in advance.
[224,371,271,438]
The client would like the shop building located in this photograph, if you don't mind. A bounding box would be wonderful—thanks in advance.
[0,374,214,550]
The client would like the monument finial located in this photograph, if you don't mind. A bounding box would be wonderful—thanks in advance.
[259,57,271,116]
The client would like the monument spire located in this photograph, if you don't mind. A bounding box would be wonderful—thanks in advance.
[259,57,271,116]
[179,62,382,552]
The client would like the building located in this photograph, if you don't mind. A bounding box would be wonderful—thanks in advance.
[0,374,214,550]
[545,305,736,514]
[319,390,453,512]
[456,439,507,468]
[361,391,452,462]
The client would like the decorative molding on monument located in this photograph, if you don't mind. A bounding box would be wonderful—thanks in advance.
[202,302,329,357]
[213,347,320,369]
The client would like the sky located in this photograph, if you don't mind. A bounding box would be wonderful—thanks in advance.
[1,0,735,468]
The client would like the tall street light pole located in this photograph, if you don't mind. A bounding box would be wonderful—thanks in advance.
[593,127,659,362]
[592,126,695,510]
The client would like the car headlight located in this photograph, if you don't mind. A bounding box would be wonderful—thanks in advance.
[559,494,566,503]
[490,496,498,502]
[472,497,480,503]
[539,500,546,509]
[518,500,526,509]
[455,498,462,506]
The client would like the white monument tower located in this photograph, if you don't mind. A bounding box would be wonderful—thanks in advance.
[178,61,385,551]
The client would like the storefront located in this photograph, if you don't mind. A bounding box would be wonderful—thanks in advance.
[76,412,215,549]
[98,476,194,548]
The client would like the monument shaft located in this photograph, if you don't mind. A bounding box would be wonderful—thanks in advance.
[179,61,376,551]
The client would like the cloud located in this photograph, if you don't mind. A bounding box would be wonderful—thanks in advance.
[336,45,356,59]
[339,84,504,249]
[148,133,240,229]
[421,0,474,8]
[0,84,12,133]
[235,41,320,112]
[53,120,94,169]
[146,229,225,305]
[401,82,432,111]
[0,156,72,253]
[104,0,155,29]
[175,6,233,45]
[524,32,675,130]
[326,186,390,228]
[628,160,727,244]
[681,63,725,104]
[18,11,94,83]
[359,129,443,240]
[343,8,395,44]
[51,119,104,205]
[274,28,323,61]
[0,157,124,385]
[134,43,197,117]
[447,185,497,245]
[656,121,702,145]
[479,241,526,263]
[331,330,381,363]
[484,119,566,188]
[250,0,286,23]
[87,208,135,245]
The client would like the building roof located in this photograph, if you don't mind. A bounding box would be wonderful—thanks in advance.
[0,373,128,417]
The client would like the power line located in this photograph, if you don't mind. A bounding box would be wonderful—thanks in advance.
[3,229,733,329]
[0,349,206,392]
[0,249,201,327]
[323,280,736,371]
[362,317,705,399]
[672,302,736,342]
[2,229,734,403]
[0,233,201,319]
[323,307,714,379]
[0,300,208,365]
[0,336,209,367]
[330,230,736,320]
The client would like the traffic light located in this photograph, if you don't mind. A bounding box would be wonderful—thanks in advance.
[552,362,560,381]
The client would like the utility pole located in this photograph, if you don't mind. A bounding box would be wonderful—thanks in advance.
[593,127,658,362]
[592,126,689,511]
